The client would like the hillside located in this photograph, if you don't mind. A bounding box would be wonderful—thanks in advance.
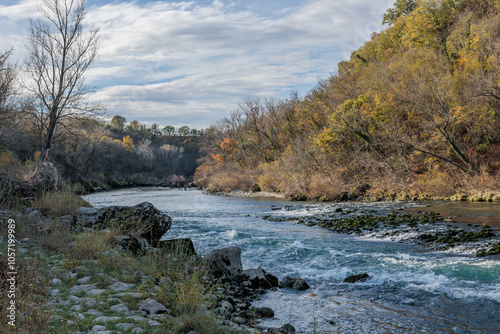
[195,0,500,201]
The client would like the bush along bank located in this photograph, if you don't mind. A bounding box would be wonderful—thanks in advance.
[0,199,306,333]
[263,209,500,257]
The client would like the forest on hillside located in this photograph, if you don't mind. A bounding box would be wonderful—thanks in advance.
[195,0,500,200]
[0,99,201,194]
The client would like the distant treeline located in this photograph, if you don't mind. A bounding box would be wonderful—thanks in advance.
[0,108,202,189]
[195,0,500,200]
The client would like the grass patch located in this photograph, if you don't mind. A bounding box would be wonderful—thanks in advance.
[32,191,91,217]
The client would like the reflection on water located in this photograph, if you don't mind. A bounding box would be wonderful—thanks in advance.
[84,188,500,334]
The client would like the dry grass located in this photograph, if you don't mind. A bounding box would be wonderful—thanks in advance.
[306,174,348,200]
[67,230,117,260]
[0,253,51,333]
[32,191,91,217]
[203,170,255,192]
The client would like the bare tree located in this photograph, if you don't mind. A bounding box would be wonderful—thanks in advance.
[25,0,100,160]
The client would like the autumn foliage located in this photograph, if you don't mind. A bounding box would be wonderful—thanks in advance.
[195,0,500,199]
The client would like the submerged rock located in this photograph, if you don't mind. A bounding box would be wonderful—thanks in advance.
[74,202,171,247]
[343,273,370,283]
[279,276,310,290]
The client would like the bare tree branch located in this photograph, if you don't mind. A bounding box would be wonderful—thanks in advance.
[25,0,100,160]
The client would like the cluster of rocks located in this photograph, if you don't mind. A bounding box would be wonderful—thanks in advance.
[203,246,305,333]
[47,265,171,334]
[72,203,309,332]
[263,209,500,256]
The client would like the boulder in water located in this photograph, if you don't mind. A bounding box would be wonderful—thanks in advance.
[343,273,370,283]
[279,276,310,290]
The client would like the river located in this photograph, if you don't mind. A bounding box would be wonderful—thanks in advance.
[83,188,500,334]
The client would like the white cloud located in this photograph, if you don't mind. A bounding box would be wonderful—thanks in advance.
[0,0,39,20]
[0,0,392,128]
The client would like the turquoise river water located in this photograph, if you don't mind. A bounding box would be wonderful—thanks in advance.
[84,188,500,334]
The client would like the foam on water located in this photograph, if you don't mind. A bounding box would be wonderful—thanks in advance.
[84,188,500,334]
[221,229,238,239]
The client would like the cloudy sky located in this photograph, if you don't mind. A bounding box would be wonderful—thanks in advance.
[0,0,392,129]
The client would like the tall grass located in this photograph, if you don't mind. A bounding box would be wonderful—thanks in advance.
[0,252,51,333]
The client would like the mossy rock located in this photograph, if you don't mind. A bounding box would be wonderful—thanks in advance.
[74,202,172,247]
[477,241,500,257]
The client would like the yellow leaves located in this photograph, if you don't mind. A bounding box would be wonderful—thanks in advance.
[122,135,134,153]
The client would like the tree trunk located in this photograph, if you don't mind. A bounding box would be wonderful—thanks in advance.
[40,105,58,161]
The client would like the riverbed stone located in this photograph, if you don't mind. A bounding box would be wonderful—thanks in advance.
[115,235,150,254]
[343,273,370,283]
[279,276,310,290]
[203,246,243,279]
[69,283,97,294]
[255,307,274,318]
[241,267,278,289]
[93,316,121,323]
[115,323,134,331]
[51,278,62,285]
[70,305,83,311]
[77,276,92,284]
[74,202,172,247]
[91,325,107,332]
[87,289,106,296]
[86,309,103,316]
[280,324,296,334]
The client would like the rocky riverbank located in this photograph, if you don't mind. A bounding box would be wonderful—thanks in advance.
[0,201,317,333]
[206,185,500,204]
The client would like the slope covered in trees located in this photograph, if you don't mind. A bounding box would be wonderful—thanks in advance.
[195,0,500,200]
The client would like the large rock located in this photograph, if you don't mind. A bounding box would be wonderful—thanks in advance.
[203,246,243,279]
[241,267,278,289]
[158,238,196,257]
[74,202,171,247]
[33,162,61,191]
[279,276,310,290]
